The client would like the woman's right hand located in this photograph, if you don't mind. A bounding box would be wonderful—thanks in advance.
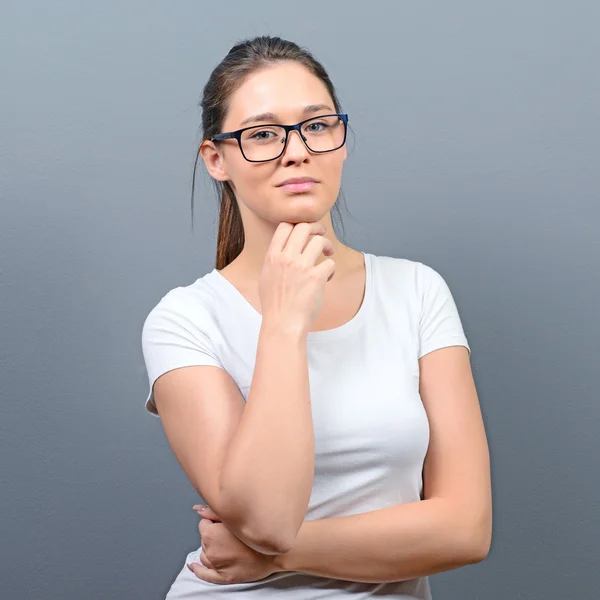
[259,221,336,336]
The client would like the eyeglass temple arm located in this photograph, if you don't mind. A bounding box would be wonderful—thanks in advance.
[211,132,237,142]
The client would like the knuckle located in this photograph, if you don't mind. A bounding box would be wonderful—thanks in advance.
[201,554,215,572]
[281,253,295,267]
[301,222,319,236]
[276,222,292,234]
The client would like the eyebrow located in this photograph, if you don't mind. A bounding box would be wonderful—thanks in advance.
[239,104,334,126]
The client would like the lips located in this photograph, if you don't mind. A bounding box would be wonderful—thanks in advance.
[277,177,319,193]
[279,181,317,193]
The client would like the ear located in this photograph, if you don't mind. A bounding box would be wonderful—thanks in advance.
[199,140,229,182]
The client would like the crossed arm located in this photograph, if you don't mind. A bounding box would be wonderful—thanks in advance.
[274,346,492,583]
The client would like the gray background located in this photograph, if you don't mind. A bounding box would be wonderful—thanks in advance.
[1,1,598,598]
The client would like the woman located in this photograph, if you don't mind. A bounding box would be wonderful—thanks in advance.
[141,35,492,599]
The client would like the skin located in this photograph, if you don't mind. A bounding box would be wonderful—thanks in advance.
[186,62,492,585]
[200,61,366,330]
[188,61,365,582]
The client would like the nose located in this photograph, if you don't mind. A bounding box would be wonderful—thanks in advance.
[281,129,310,163]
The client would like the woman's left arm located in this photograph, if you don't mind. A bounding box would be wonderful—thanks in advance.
[274,346,492,584]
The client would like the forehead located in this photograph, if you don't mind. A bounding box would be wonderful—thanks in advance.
[225,62,334,127]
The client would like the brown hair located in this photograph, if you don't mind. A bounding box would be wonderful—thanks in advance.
[192,35,349,270]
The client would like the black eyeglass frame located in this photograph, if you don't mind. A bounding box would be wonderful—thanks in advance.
[210,113,349,163]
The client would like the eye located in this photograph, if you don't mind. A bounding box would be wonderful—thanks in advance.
[305,121,328,133]
[248,129,277,141]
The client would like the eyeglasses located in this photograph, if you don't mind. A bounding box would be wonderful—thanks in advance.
[210,113,349,163]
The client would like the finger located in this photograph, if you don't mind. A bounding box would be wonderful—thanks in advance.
[301,234,335,265]
[199,516,215,533]
[284,222,327,256]
[313,257,336,282]
[194,506,221,521]
[199,550,215,570]
[187,562,224,584]
[267,222,295,254]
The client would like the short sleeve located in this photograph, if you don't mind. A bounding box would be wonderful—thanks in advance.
[417,263,471,359]
[141,292,224,417]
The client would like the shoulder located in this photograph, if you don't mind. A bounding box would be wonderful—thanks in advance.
[367,254,470,358]
[142,271,221,337]
[140,272,227,415]
[369,253,447,297]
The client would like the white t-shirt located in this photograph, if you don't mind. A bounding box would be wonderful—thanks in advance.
[141,252,470,599]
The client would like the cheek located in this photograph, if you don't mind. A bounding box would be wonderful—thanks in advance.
[322,155,345,187]
[227,154,262,186]
[229,164,273,206]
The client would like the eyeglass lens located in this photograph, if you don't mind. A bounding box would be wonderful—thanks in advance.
[240,115,346,161]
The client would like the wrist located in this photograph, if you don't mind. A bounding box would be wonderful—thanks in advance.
[260,316,308,341]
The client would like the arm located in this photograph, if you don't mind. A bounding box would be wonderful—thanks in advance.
[154,322,312,556]
[274,499,487,583]
[219,321,314,553]
[149,223,334,556]
[274,346,492,582]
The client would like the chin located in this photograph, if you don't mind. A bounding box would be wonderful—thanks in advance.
[280,201,332,224]
[246,192,335,225]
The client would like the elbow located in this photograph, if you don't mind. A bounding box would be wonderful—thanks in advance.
[255,535,294,556]
[219,494,299,554]
[217,507,295,555]
[243,510,300,554]
[237,509,300,554]
[217,478,300,555]
[462,515,492,564]
[252,517,301,555]
[239,523,295,555]
[466,536,491,564]
[216,489,294,555]
[476,528,492,562]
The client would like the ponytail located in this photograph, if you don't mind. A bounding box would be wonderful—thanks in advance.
[216,182,244,270]
[195,35,344,269]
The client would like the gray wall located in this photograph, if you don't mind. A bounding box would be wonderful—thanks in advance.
[2,1,598,598]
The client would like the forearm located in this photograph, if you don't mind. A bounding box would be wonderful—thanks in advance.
[220,320,314,551]
[274,498,490,583]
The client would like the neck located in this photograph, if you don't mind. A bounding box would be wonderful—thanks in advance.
[225,212,357,281]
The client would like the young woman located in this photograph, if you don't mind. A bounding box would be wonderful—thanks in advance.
[141,35,492,599]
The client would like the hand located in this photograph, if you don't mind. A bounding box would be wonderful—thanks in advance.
[187,505,282,584]
[259,222,336,335]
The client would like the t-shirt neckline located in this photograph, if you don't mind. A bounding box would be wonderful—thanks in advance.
[208,252,372,343]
